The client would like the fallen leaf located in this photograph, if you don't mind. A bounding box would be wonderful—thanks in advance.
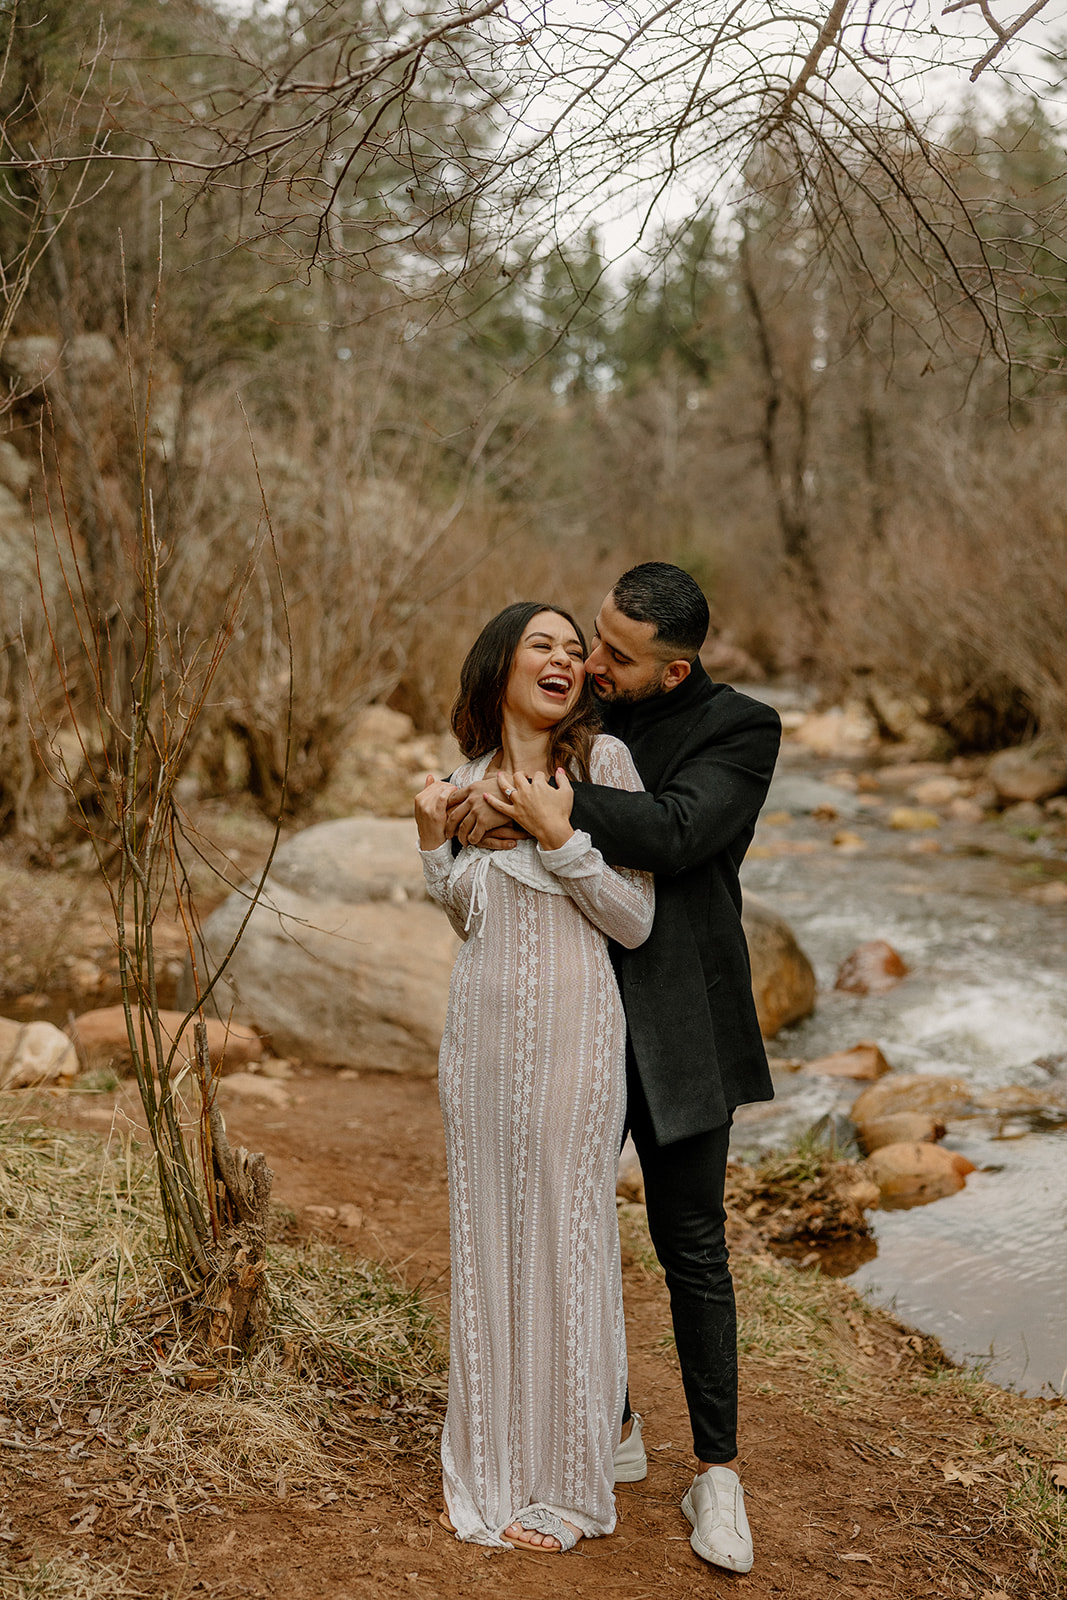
[941,1461,983,1486]
[1050,1462,1067,1491]
[838,1551,874,1563]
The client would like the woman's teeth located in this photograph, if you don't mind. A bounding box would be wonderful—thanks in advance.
[539,676,569,695]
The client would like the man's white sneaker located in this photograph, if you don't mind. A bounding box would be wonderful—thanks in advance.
[612,1413,648,1484]
[681,1465,753,1573]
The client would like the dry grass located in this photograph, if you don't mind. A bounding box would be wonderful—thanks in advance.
[0,1105,445,1508]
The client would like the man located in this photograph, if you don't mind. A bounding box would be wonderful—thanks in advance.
[446,562,781,1574]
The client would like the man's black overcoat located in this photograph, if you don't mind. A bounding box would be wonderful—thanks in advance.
[569,662,781,1146]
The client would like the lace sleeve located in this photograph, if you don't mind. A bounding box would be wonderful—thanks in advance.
[420,844,471,941]
[537,738,655,949]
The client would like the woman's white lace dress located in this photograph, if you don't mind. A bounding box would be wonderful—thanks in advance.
[420,734,655,1547]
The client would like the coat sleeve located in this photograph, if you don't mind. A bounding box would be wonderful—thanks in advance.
[568,702,781,876]
[536,737,655,949]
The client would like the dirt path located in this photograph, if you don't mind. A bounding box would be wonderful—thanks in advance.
[11,1066,1053,1600]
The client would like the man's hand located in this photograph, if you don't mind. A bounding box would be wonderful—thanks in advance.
[445,783,526,850]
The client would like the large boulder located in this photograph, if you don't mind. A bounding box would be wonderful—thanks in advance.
[181,821,815,1070]
[0,1018,78,1089]
[742,894,816,1039]
[178,818,458,1074]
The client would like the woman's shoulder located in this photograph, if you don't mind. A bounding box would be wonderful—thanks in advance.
[588,733,639,784]
[449,751,493,785]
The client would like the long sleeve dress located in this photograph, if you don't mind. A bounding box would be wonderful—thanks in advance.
[420,733,655,1547]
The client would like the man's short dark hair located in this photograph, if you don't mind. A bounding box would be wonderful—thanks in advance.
[611,562,710,659]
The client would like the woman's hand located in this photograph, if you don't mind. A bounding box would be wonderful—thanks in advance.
[483,767,574,851]
[415,774,457,850]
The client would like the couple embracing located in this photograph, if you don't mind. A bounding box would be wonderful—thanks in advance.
[415,563,781,1572]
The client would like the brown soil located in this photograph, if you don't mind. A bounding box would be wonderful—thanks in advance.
[5,1065,1063,1600]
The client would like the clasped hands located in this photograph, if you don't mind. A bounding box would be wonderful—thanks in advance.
[416,768,575,852]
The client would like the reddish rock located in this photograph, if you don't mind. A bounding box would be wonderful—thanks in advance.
[742,894,817,1039]
[851,1073,973,1125]
[70,1006,263,1074]
[857,1113,945,1154]
[864,1143,976,1208]
[835,941,910,995]
[803,1042,891,1081]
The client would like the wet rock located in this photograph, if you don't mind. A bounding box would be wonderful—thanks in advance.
[616,1136,645,1203]
[805,1111,863,1159]
[911,776,961,806]
[864,1142,976,1208]
[851,1073,973,1125]
[1023,881,1067,905]
[803,1042,891,1081]
[742,894,816,1038]
[973,1085,1067,1115]
[857,1113,945,1154]
[70,1006,263,1074]
[835,940,909,995]
[889,806,941,831]
[0,1017,78,1089]
[989,743,1067,805]
[832,830,866,852]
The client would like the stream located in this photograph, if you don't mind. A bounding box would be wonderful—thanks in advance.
[737,703,1067,1397]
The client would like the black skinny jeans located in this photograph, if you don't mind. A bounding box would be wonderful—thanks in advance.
[621,1055,737,1464]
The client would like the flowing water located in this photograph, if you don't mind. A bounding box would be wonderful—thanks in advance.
[736,718,1067,1396]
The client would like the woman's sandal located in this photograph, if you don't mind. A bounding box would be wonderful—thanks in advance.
[439,1507,583,1554]
[503,1507,583,1554]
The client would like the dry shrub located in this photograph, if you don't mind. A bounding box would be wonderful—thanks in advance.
[0,1107,443,1502]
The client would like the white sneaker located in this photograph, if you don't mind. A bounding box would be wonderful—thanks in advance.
[681,1466,754,1573]
[612,1413,648,1483]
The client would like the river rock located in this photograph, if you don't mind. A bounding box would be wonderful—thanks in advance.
[742,894,816,1038]
[989,743,1067,805]
[1000,800,1044,828]
[946,797,986,824]
[911,776,961,806]
[889,806,941,831]
[864,1142,976,1207]
[857,1113,945,1154]
[852,1073,973,1126]
[0,1017,78,1089]
[803,1042,891,1081]
[835,940,909,995]
[70,1007,263,1074]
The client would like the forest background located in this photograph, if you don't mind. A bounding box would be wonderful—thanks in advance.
[1,0,1066,842]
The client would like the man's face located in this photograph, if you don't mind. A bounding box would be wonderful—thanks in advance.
[584,594,681,705]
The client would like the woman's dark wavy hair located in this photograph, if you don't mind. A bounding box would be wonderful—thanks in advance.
[451,601,600,781]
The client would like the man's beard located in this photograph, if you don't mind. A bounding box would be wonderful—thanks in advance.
[591,670,669,706]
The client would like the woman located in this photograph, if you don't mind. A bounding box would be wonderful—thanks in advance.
[415,601,654,1554]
